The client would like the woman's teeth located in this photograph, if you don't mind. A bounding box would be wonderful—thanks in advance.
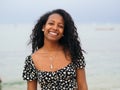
[49,32,58,35]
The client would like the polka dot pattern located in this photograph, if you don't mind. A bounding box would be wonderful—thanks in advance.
[22,55,86,89]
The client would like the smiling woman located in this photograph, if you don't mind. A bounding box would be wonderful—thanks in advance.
[42,13,64,42]
[22,9,88,90]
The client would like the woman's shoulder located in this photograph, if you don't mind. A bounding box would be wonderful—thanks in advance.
[24,54,32,64]
[23,54,37,81]
[31,48,44,59]
[30,49,43,64]
[32,48,43,56]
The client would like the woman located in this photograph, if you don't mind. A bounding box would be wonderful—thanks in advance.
[22,9,88,90]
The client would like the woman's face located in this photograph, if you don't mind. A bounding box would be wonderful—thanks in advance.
[43,13,64,42]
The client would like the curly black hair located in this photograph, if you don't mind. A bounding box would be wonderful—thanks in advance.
[29,9,85,63]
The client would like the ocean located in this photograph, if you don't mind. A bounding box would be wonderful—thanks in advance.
[0,24,120,90]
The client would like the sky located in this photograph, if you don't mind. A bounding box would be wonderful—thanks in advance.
[0,0,120,24]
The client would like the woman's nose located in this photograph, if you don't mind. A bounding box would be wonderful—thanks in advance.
[53,24,58,30]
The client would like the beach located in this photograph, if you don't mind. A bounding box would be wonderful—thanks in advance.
[0,24,120,90]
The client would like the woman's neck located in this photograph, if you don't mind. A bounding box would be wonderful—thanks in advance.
[43,41,62,52]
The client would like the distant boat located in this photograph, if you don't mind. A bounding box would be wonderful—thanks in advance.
[96,27,114,31]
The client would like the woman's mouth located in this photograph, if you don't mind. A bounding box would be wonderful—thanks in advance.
[49,31,58,36]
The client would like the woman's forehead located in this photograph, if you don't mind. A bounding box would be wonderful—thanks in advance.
[47,13,64,23]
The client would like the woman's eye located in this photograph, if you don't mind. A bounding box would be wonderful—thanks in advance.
[59,25,64,29]
[48,22,54,25]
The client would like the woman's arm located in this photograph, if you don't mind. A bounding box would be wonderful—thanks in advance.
[76,69,88,90]
[27,80,37,90]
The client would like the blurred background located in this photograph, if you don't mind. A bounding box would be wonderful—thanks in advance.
[0,0,120,90]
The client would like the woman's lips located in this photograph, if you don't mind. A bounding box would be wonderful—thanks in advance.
[48,31,58,36]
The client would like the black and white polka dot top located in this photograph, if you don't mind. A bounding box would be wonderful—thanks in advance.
[22,55,86,90]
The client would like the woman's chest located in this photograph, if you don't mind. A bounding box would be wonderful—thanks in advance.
[37,64,76,84]
[32,52,72,72]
